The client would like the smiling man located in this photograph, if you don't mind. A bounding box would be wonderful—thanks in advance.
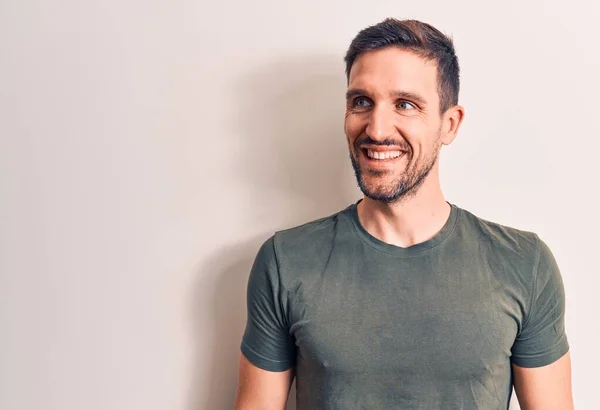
[235,19,572,410]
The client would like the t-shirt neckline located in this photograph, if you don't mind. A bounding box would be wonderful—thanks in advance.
[348,200,460,257]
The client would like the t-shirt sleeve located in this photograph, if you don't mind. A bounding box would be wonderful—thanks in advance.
[511,236,569,368]
[240,236,296,372]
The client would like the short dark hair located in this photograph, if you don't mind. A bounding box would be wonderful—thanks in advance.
[344,18,460,114]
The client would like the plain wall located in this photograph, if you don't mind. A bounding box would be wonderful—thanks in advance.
[1,1,599,409]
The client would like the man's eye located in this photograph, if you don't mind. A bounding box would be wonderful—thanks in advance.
[397,101,416,110]
[354,97,371,107]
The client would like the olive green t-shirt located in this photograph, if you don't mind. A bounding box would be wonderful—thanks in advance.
[241,202,569,409]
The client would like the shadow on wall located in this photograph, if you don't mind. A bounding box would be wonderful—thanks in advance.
[235,53,359,226]
[187,54,359,410]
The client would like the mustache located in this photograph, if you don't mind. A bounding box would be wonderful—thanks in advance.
[355,136,410,150]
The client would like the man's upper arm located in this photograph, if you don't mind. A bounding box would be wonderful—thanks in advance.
[236,236,296,408]
[235,353,294,410]
[512,352,573,410]
[511,236,572,409]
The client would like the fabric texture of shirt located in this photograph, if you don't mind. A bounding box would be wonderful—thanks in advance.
[241,202,569,409]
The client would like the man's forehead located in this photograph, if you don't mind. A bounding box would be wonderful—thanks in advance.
[348,48,438,95]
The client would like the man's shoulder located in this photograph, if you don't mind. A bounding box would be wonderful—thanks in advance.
[273,205,353,249]
[457,205,542,261]
[260,204,357,274]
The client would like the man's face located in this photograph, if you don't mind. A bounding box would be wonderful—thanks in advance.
[345,47,446,203]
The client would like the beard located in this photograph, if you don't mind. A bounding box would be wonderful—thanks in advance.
[349,136,440,204]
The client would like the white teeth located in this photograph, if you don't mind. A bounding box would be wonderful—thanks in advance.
[367,150,402,160]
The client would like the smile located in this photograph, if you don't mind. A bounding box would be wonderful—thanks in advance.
[365,149,404,160]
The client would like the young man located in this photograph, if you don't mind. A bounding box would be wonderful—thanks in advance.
[235,19,573,409]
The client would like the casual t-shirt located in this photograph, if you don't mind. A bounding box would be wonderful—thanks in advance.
[241,202,569,409]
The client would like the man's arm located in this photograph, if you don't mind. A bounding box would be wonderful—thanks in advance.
[234,353,294,410]
[512,352,573,410]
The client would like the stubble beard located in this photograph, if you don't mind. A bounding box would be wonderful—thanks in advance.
[349,141,441,204]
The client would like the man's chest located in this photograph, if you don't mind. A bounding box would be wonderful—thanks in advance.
[286,259,521,380]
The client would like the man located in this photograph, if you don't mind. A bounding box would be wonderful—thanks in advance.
[234,18,573,409]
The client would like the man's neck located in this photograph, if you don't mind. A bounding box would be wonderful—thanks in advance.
[356,181,451,249]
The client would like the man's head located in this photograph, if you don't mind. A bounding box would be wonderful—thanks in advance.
[344,19,464,204]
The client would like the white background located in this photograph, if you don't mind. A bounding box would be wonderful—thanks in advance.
[1,1,599,409]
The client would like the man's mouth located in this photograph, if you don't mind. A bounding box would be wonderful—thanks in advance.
[360,147,407,162]
[365,149,403,160]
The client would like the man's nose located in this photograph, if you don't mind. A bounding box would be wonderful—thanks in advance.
[365,104,395,141]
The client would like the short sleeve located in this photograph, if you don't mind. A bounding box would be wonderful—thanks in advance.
[511,236,569,368]
[240,236,296,371]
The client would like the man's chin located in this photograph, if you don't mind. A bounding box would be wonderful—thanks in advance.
[359,184,402,203]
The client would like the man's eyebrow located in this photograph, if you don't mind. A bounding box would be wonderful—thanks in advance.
[345,88,427,106]
[345,88,367,101]
[391,90,427,106]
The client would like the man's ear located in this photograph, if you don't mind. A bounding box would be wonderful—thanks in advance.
[440,105,465,146]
